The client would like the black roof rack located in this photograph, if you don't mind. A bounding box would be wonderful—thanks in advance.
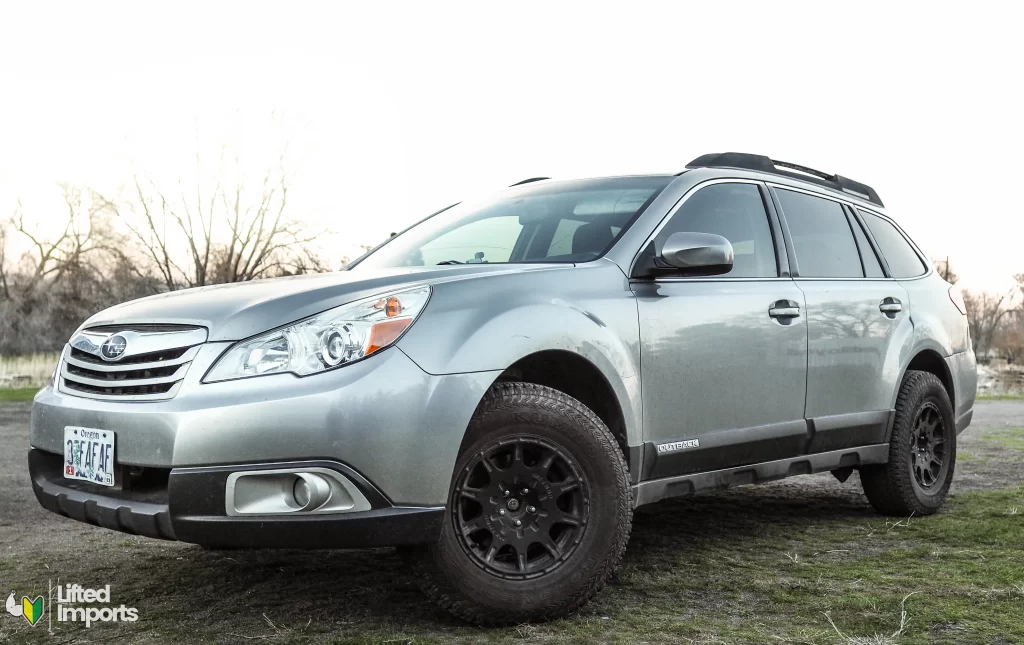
[509,177,550,187]
[684,152,883,207]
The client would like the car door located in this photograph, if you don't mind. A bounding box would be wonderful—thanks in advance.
[632,180,809,480]
[771,186,913,453]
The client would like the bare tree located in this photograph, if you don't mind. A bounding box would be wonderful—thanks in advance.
[963,288,1016,360]
[100,152,325,290]
[994,314,1024,363]
[0,220,10,300]
[0,186,160,353]
[212,157,326,282]
[933,257,958,284]
[5,186,112,296]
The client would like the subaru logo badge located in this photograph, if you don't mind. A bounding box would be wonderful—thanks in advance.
[100,334,128,361]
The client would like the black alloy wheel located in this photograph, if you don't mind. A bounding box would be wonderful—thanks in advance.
[453,436,589,580]
[909,401,947,489]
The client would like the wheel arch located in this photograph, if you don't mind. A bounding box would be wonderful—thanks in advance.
[489,350,630,457]
[896,346,955,408]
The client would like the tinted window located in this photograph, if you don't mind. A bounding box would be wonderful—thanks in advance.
[354,176,671,269]
[655,183,777,278]
[859,210,926,278]
[547,219,622,257]
[849,214,885,277]
[418,216,523,265]
[776,189,862,278]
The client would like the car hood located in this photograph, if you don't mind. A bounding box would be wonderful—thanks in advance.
[80,264,560,342]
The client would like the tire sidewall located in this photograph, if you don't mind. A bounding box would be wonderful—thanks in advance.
[430,389,630,617]
[899,378,957,512]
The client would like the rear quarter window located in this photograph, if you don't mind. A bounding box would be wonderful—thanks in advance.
[849,214,885,278]
[858,210,927,278]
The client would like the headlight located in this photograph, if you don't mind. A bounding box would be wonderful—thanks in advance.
[204,286,430,382]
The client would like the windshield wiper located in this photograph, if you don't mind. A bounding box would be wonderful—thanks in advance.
[436,260,463,265]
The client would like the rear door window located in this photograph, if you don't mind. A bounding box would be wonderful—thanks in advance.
[775,189,862,278]
[859,210,927,278]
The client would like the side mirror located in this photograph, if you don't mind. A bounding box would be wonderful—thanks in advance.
[659,232,734,275]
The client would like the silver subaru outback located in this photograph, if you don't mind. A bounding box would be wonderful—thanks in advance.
[29,152,977,624]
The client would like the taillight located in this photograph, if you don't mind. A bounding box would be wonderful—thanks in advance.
[948,285,967,315]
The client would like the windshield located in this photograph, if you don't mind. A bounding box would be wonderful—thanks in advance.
[351,176,672,270]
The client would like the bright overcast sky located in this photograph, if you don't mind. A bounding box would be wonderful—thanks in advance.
[1,2,1021,291]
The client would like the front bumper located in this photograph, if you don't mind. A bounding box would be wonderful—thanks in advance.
[31,346,499,506]
[29,448,444,548]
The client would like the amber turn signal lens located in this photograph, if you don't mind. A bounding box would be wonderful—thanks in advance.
[374,296,403,317]
[366,318,413,355]
[384,297,402,317]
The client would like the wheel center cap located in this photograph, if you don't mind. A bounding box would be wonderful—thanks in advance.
[507,498,520,511]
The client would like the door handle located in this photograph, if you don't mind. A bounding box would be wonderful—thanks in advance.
[769,299,801,319]
[879,298,903,315]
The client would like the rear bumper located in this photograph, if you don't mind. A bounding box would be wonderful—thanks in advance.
[29,448,444,548]
[944,350,977,430]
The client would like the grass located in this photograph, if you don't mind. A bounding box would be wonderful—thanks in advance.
[0,352,59,388]
[611,488,1024,645]
[977,392,1024,401]
[980,427,1024,451]
[761,488,1024,643]
[0,388,38,402]
[0,352,55,402]
[3,486,1022,644]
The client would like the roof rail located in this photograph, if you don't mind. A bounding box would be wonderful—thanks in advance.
[509,177,550,187]
[685,152,883,207]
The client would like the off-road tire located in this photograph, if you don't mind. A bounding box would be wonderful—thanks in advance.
[860,370,956,516]
[406,382,632,625]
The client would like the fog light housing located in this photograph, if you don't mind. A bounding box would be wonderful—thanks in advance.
[225,467,371,516]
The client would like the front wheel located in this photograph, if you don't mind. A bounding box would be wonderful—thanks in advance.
[860,370,956,516]
[407,382,632,625]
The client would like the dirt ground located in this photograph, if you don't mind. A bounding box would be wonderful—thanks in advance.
[1,401,1022,644]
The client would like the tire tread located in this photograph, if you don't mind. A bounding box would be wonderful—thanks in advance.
[861,370,955,516]
[408,381,632,625]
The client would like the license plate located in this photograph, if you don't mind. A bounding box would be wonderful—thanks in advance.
[63,427,115,487]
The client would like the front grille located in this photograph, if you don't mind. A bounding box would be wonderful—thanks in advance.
[60,325,208,401]
[65,361,182,381]
[69,346,191,366]
[62,380,177,397]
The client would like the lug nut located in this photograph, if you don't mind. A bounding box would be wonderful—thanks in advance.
[503,489,510,497]
[514,519,522,527]
[526,505,536,513]
[521,488,529,495]
[498,508,505,515]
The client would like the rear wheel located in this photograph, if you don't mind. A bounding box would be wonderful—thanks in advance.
[407,382,632,625]
[861,370,956,516]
